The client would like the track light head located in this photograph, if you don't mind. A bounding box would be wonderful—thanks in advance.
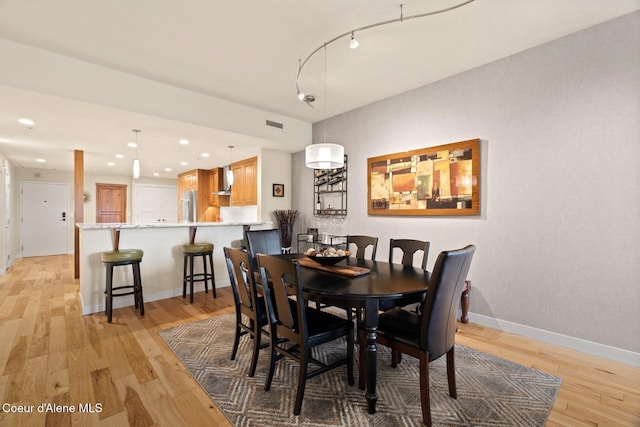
[350,31,359,49]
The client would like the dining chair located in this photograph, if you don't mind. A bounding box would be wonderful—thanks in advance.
[223,247,269,377]
[245,229,281,270]
[256,254,355,416]
[346,235,378,260]
[384,238,432,364]
[345,235,379,324]
[358,244,476,427]
[389,238,430,270]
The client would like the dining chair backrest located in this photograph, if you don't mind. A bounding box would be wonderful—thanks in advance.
[224,246,259,313]
[245,229,281,269]
[347,235,378,260]
[256,254,306,343]
[389,238,430,270]
[420,244,476,359]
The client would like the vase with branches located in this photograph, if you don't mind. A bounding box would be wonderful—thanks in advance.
[272,209,299,254]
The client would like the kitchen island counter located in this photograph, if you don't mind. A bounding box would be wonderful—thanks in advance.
[77,221,271,315]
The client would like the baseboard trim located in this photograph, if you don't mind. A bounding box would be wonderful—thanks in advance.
[81,280,231,315]
[469,313,640,368]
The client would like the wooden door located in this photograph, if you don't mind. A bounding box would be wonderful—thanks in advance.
[96,183,127,223]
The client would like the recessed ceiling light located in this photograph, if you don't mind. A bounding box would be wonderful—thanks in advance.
[127,142,137,148]
[107,162,115,166]
[115,154,124,159]
[201,152,210,158]
[18,118,35,126]
[153,172,159,176]
[179,139,189,145]
[164,167,172,172]
[35,158,45,163]
[180,161,188,166]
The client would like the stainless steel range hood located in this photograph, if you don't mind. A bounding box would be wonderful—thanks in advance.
[211,165,232,195]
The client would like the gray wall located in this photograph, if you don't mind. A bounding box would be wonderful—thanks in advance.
[292,12,640,358]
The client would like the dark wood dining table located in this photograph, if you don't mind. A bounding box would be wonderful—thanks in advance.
[282,254,429,414]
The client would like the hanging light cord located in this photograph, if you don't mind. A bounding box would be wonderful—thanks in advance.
[295,0,476,103]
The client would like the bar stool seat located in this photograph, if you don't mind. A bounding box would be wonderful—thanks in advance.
[182,242,216,303]
[101,249,144,323]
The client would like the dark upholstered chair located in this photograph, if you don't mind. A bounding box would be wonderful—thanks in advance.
[245,229,281,269]
[256,254,354,415]
[223,247,270,377]
[346,235,378,260]
[359,245,476,427]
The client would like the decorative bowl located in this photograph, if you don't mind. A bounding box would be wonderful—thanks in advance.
[306,254,348,266]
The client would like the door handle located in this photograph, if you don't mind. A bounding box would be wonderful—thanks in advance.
[61,212,67,221]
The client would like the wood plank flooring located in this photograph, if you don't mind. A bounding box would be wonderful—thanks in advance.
[0,255,638,426]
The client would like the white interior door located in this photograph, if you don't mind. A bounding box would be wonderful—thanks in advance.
[134,184,178,223]
[21,181,69,257]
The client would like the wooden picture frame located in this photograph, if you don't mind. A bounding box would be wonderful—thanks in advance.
[272,183,284,197]
[367,138,480,216]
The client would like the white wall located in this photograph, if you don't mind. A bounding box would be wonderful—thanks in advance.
[259,148,293,224]
[292,12,640,362]
[0,154,17,273]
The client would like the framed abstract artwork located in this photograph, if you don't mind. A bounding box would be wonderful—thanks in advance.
[367,138,480,216]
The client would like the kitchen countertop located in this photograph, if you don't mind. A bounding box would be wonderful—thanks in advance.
[76,222,270,229]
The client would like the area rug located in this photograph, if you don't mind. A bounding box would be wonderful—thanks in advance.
[159,314,561,426]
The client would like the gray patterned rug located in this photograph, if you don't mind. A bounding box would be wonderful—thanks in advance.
[159,314,561,426]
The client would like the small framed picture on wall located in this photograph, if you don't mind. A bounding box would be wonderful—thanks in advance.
[272,183,284,197]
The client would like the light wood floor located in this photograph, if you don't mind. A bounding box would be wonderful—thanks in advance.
[0,255,638,426]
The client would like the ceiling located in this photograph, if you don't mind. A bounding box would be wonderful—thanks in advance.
[1,0,638,178]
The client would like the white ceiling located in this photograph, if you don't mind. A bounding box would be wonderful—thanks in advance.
[0,0,638,178]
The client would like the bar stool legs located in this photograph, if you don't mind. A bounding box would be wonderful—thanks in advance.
[101,249,145,323]
[182,243,216,303]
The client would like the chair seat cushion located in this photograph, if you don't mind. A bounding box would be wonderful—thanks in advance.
[101,249,143,263]
[304,307,351,340]
[183,242,214,253]
[377,307,420,346]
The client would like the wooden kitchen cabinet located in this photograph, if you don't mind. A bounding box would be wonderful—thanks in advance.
[230,156,257,206]
[177,169,212,221]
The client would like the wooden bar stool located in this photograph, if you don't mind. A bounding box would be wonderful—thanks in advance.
[182,242,216,303]
[101,248,144,323]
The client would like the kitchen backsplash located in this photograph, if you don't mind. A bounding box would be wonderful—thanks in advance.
[220,206,258,223]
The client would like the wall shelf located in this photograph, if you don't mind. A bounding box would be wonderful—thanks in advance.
[313,155,347,217]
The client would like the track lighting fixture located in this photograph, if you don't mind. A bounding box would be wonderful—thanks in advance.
[295,0,476,105]
[350,31,359,49]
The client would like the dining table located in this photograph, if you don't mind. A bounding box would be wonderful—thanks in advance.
[281,254,430,414]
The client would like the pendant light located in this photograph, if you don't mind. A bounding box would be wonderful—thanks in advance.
[132,129,141,179]
[226,145,234,185]
[305,45,344,169]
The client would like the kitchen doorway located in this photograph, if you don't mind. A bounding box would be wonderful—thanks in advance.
[96,183,127,223]
[20,181,69,257]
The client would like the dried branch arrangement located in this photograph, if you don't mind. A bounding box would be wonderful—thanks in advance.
[272,209,299,250]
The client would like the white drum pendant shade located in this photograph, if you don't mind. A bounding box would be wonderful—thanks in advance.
[305,143,344,169]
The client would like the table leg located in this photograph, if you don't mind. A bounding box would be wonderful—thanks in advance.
[363,299,379,414]
[460,280,471,324]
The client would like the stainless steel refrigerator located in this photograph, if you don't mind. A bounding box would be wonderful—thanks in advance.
[180,189,197,222]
